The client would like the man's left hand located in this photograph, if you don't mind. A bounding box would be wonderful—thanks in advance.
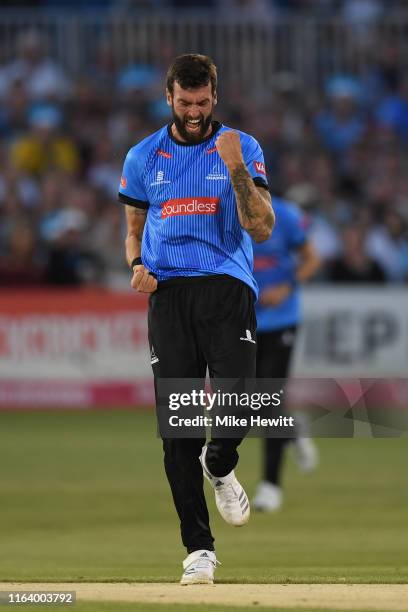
[215,131,244,170]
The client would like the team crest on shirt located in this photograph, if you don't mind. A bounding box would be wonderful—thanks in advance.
[150,170,171,186]
[205,164,227,181]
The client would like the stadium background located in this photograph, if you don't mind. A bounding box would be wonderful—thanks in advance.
[0,1,407,610]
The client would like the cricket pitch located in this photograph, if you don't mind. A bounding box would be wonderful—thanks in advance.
[2,583,408,610]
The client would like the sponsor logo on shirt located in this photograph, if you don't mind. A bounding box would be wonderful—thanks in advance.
[205,164,227,181]
[206,146,217,154]
[161,197,220,219]
[254,255,277,270]
[157,149,172,159]
[253,161,266,175]
[120,175,127,188]
[150,170,171,186]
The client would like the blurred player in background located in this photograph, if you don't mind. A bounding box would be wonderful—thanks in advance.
[118,54,274,584]
[251,196,320,512]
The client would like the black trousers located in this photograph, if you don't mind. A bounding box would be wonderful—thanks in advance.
[148,275,257,553]
[256,326,297,485]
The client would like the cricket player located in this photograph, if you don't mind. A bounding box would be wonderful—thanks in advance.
[251,196,320,512]
[118,54,274,584]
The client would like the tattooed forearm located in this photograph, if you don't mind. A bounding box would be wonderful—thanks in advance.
[230,164,274,242]
[231,166,256,221]
[125,205,147,267]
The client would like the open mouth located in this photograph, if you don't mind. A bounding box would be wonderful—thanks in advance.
[185,118,202,131]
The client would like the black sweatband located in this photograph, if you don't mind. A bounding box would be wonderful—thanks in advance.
[118,193,149,209]
[253,177,270,191]
[131,257,142,269]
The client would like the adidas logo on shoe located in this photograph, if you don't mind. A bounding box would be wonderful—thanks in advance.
[180,549,218,585]
[199,446,250,527]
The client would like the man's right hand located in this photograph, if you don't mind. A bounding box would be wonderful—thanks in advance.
[131,264,157,293]
[259,282,292,306]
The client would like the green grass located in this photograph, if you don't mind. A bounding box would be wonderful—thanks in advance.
[0,411,407,584]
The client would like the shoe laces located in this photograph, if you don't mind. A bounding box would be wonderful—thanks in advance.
[195,557,216,570]
[185,555,220,572]
[216,481,240,508]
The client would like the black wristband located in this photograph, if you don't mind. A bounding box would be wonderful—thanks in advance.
[131,257,142,269]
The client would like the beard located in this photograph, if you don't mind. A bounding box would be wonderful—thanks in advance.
[171,106,213,143]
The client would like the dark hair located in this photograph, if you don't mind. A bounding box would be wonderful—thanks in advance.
[166,54,217,95]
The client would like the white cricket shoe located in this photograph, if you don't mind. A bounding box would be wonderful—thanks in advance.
[200,446,250,527]
[292,437,319,472]
[252,481,283,512]
[180,549,218,585]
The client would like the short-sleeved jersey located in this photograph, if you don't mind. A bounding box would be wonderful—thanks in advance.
[253,197,308,331]
[118,121,269,297]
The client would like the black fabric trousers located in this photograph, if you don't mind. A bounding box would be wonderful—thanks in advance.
[148,275,257,553]
[256,326,297,486]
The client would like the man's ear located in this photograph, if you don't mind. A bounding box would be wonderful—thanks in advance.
[166,89,172,107]
[214,93,218,105]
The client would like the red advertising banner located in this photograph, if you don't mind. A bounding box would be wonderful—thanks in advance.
[0,289,154,408]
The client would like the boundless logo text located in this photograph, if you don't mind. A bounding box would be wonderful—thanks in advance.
[161,197,220,219]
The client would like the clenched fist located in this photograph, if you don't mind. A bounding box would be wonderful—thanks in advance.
[215,130,244,170]
[259,283,292,307]
[131,264,157,293]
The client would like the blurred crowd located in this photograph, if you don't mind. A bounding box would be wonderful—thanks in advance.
[1,0,406,19]
[0,16,408,288]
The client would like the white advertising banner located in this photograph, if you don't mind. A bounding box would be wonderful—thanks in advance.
[293,287,408,377]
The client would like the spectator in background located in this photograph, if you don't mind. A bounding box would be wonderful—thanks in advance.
[285,183,342,263]
[116,61,162,126]
[315,76,366,158]
[11,105,79,177]
[0,80,29,139]
[0,30,71,102]
[361,39,402,105]
[327,224,386,283]
[88,38,118,93]
[0,163,40,212]
[395,173,408,219]
[42,208,104,286]
[366,211,408,282]
[87,136,121,198]
[376,76,408,145]
[0,221,45,286]
[40,182,105,286]
[38,170,74,244]
[342,0,383,30]
[87,204,127,277]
